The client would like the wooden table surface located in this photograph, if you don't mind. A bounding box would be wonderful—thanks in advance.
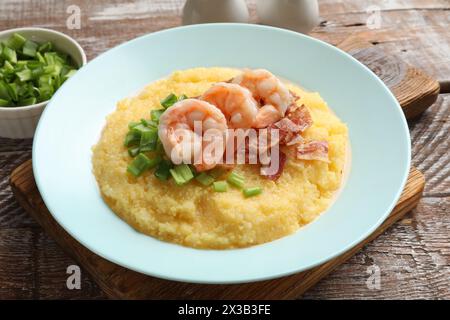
[0,0,449,299]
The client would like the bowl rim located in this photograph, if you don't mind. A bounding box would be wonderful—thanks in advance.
[0,27,87,112]
[32,23,411,284]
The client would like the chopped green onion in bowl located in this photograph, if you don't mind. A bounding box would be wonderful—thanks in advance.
[0,33,78,108]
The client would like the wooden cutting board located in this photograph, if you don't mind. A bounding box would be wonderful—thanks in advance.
[9,35,436,299]
[337,35,440,118]
[10,162,424,299]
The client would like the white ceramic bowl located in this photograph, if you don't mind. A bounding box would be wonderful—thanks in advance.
[0,28,87,139]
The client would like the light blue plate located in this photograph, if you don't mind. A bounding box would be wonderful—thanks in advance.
[33,24,410,284]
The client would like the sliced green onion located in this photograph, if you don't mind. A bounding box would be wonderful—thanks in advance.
[16,69,32,82]
[31,66,44,79]
[3,61,14,72]
[22,40,38,57]
[6,82,18,101]
[55,53,68,63]
[151,109,165,122]
[139,144,156,153]
[243,187,263,198]
[63,69,76,79]
[0,81,10,100]
[124,131,141,147]
[44,52,55,65]
[147,155,162,169]
[131,123,153,134]
[156,140,165,154]
[140,128,157,144]
[43,64,61,76]
[36,51,45,63]
[27,60,42,69]
[6,33,26,50]
[0,33,78,107]
[154,159,173,181]
[38,73,52,86]
[169,169,184,185]
[127,153,152,177]
[16,60,28,67]
[2,46,17,64]
[170,164,194,185]
[128,121,140,129]
[178,94,188,101]
[38,41,52,53]
[18,97,36,106]
[139,128,158,152]
[227,171,245,189]
[16,83,30,97]
[213,181,228,192]
[0,98,10,107]
[195,172,215,186]
[38,84,53,101]
[161,93,178,109]
[140,118,157,128]
[128,146,140,157]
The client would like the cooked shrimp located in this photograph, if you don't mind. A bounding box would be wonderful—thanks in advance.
[201,82,258,128]
[158,99,228,172]
[232,69,293,128]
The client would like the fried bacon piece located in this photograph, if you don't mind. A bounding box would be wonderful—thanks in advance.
[219,89,328,181]
[268,104,312,145]
[286,104,313,132]
[260,103,328,180]
[270,117,301,145]
[295,140,329,162]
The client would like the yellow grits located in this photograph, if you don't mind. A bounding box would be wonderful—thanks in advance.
[92,68,348,249]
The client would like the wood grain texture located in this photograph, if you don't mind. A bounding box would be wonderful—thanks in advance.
[312,0,450,92]
[337,36,439,119]
[9,160,425,299]
[0,0,449,299]
[1,0,449,88]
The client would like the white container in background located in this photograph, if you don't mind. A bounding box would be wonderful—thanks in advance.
[257,0,320,34]
[0,28,86,139]
[182,0,249,25]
